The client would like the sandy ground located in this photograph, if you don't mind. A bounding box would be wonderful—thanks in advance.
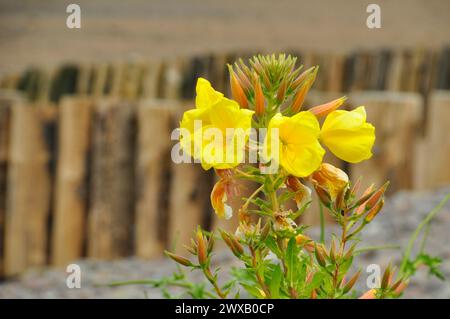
[0,0,449,76]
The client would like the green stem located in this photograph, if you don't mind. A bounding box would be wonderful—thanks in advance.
[400,192,450,274]
[319,201,325,243]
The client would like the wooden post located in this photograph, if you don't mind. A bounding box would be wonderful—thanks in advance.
[135,100,175,258]
[348,92,423,194]
[414,91,450,189]
[52,97,92,266]
[4,103,55,276]
[87,99,136,259]
[0,92,23,277]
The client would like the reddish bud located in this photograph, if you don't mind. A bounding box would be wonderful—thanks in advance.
[164,251,193,267]
[254,76,265,116]
[309,96,347,118]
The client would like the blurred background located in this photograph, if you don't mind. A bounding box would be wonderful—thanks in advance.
[0,0,449,298]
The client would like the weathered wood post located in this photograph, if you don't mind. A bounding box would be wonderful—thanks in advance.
[135,100,175,258]
[87,99,136,259]
[4,102,56,276]
[52,97,92,266]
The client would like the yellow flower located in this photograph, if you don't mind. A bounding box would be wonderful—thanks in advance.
[311,163,349,199]
[264,112,325,177]
[180,78,254,170]
[320,106,375,163]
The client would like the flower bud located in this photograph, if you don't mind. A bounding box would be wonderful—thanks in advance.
[314,243,327,267]
[365,182,389,211]
[164,251,193,267]
[207,235,215,254]
[392,280,408,296]
[220,230,243,257]
[254,76,265,116]
[381,265,392,290]
[354,184,375,215]
[291,66,316,90]
[229,66,249,108]
[365,198,384,222]
[309,96,347,118]
[290,67,317,113]
[276,79,287,104]
[343,270,361,294]
[196,229,208,266]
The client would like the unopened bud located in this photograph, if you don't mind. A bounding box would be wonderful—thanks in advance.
[381,265,392,290]
[164,251,193,267]
[393,280,408,296]
[254,76,265,116]
[309,96,347,118]
[314,243,327,267]
[354,184,375,215]
[329,239,337,263]
[276,79,287,104]
[207,235,215,254]
[365,182,389,211]
[365,198,384,222]
[220,230,243,257]
[343,271,361,294]
[196,229,208,266]
[229,66,248,108]
[290,68,317,113]
[291,66,316,90]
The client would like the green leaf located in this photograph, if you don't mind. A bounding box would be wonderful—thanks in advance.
[269,264,283,299]
[286,237,297,286]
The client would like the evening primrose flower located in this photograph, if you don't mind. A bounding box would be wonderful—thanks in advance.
[180,78,254,169]
[263,112,325,177]
[320,106,375,163]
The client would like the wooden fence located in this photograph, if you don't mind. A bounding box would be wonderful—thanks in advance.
[0,48,449,278]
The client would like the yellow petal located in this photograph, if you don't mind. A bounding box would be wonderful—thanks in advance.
[195,77,223,109]
[320,106,375,163]
[264,112,324,177]
[280,140,325,177]
[179,108,211,157]
[208,98,253,131]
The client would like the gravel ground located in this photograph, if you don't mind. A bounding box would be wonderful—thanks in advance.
[0,186,449,299]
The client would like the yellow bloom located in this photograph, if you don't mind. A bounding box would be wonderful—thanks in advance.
[264,112,325,177]
[320,106,375,163]
[180,78,254,170]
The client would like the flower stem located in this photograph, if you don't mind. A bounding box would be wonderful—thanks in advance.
[319,201,325,243]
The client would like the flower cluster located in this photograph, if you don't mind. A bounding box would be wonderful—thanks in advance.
[159,54,442,299]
